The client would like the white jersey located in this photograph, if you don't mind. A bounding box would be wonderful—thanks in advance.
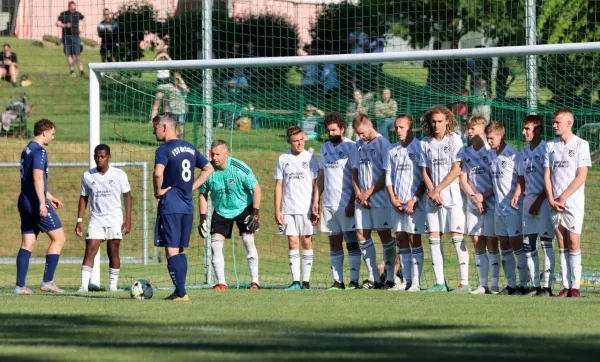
[352,135,392,208]
[275,150,319,215]
[518,141,547,195]
[81,166,131,226]
[319,139,357,208]
[544,135,592,210]
[489,145,520,216]
[420,133,464,207]
[385,139,423,202]
[461,142,495,210]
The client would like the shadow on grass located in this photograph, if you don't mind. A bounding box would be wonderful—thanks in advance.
[1,313,600,360]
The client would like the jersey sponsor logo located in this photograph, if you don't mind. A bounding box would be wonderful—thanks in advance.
[408,152,416,160]
[91,181,96,185]
[369,148,376,156]
[553,161,570,168]
[466,158,472,165]
[109,180,115,186]
[229,178,236,186]
[302,162,308,169]
[482,155,489,164]
[568,150,575,157]
[501,160,508,169]
[534,155,543,164]
[284,162,290,168]
[443,146,450,154]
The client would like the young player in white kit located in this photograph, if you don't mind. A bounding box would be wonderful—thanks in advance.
[486,121,527,295]
[385,114,425,291]
[512,115,553,296]
[76,144,132,292]
[459,116,499,294]
[275,126,320,290]
[420,106,469,293]
[544,109,591,298]
[352,114,395,290]
[312,113,362,290]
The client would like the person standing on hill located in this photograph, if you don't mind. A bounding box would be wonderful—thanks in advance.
[56,1,85,77]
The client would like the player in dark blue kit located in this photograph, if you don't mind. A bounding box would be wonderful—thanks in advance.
[15,119,67,295]
[153,113,214,301]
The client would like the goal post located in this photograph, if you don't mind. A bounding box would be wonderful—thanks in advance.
[89,42,600,290]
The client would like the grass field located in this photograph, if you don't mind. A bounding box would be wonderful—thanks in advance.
[1,290,600,361]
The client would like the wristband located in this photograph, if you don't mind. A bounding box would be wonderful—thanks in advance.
[77,218,83,223]
[253,208,259,216]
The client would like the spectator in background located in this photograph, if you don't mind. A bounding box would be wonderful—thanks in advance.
[56,1,85,77]
[231,42,242,58]
[374,88,398,140]
[149,51,173,123]
[321,63,339,98]
[425,40,444,90]
[367,29,385,92]
[97,8,118,63]
[0,43,19,87]
[349,20,368,92]
[348,20,368,51]
[302,104,325,141]
[168,73,190,138]
[297,45,319,106]
[221,69,249,128]
[495,58,513,101]
[471,76,491,122]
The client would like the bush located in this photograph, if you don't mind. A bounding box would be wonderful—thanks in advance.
[113,1,158,62]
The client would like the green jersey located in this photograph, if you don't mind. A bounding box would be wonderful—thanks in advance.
[199,157,257,218]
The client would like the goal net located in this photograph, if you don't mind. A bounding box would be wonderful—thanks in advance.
[91,42,600,290]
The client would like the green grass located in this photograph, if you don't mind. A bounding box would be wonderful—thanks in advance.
[1,290,600,361]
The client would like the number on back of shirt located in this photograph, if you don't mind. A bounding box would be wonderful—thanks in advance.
[181,159,191,182]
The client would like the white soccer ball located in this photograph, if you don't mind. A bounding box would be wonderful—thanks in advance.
[130,279,154,300]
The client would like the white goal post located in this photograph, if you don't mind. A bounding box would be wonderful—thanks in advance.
[88,41,600,285]
[0,161,150,288]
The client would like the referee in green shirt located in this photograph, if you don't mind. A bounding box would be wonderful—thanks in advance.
[198,140,261,290]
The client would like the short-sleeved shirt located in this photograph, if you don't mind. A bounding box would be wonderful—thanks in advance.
[155,139,209,215]
[81,166,130,226]
[319,139,357,208]
[374,100,398,119]
[461,143,495,210]
[275,150,318,215]
[18,141,48,210]
[169,88,187,115]
[199,157,258,219]
[420,133,464,207]
[544,136,592,210]
[489,145,520,216]
[385,138,423,202]
[0,52,17,65]
[518,141,547,195]
[300,65,319,86]
[58,11,85,36]
[353,135,392,208]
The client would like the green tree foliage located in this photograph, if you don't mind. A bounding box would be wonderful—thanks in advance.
[113,1,158,62]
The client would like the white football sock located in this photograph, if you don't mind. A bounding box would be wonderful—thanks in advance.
[452,237,469,285]
[501,249,516,288]
[383,241,397,282]
[541,241,555,288]
[515,248,527,287]
[399,248,412,284]
[411,246,424,286]
[488,250,500,289]
[570,250,582,289]
[559,248,571,289]
[301,249,314,282]
[211,237,227,285]
[289,249,300,282]
[80,265,92,290]
[109,268,120,292]
[359,239,379,282]
[346,240,361,283]
[242,234,259,284]
[330,250,344,283]
[524,236,541,288]
[429,238,445,285]
[474,249,489,288]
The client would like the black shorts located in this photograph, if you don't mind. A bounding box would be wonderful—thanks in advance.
[211,205,254,239]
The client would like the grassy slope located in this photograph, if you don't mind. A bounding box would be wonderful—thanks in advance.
[1,291,600,361]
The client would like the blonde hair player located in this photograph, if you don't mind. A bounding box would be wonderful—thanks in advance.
[459,115,500,294]
[544,109,591,298]
[420,106,470,293]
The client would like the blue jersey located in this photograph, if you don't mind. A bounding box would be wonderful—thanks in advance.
[18,141,48,210]
[155,139,209,215]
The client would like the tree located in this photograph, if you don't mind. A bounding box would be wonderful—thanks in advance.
[113,1,158,62]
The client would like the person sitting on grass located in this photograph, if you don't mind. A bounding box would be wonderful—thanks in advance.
[0,43,19,87]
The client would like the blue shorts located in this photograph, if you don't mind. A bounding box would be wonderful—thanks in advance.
[19,203,63,234]
[63,35,81,56]
[174,114,186,125]
[154,213,193,248]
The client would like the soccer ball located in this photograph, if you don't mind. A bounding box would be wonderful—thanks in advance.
[130,279,154,300]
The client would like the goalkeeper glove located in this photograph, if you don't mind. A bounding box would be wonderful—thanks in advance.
[244,208,260,233]
[198,214,209,238]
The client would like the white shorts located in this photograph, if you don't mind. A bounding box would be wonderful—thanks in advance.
[355,206,391,230]
[392,207,426,234]
[320,206,355,234]
[86,223,123,240]
[522,195,554,238]
[426,204,465,234]
[551,206,584,235]
[283,214,316,236]
[466,208,495,237]
[494,214,523,237]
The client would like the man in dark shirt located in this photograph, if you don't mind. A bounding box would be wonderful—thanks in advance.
[98,8,118,62]
[56,1,85,77]
[0,43,18,87]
